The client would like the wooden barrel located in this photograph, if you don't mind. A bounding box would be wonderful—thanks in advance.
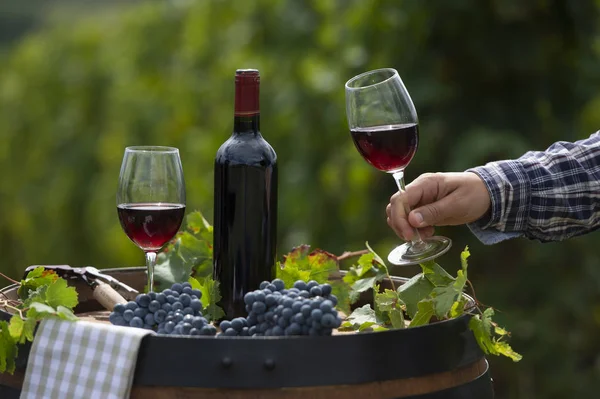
[0,267,494,399]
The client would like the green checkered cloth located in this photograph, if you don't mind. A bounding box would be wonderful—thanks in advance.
[20,318,154,399]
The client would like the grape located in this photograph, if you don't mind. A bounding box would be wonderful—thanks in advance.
[109,312,125,326]
[321,313,336,328]
[282,308,293,320]
[148,292,157,300]
[311,309,323,321]
[133,308,148,319]
[192,317,206,329]
[231,318,244,332]
[292,301,303,313]
[181,323,192,335]
[179,293,192,307]
[144,313,155,326]
[182,282,192,289]
[165,321,176,334]
[224,328,237,336]
[113,303,126,314]
[272,279,285,291]
[154,309,167,323]
[293,280,307,291]
[310,286,322,297]
[130,317,144,328]
[190,328,200,336]
[321,283,332,296]
[123,309,134,322]
[306,280,318,290]
[182,287,193,295]
[259,281,269,289]
[320,300,333,313]
[299,290,310,298]
[190,299,202,312]
[162,289,173,297]
[172,302,183,311]
[167,295,177,304]
[136,294,151,308]
[125,301,138,311]
[161,303,173,313]
[148,300,161,313]
[301,304,312,317]
[156,293,167,304]
[201,325,216,335]
[191,289,202,299]
[282,298,294,308]
[244,292,256,305]
[220,320,231,331]
[254,291,266,303]
[252,301,267,314]
[182,307,194,316]
[171,283,183,293]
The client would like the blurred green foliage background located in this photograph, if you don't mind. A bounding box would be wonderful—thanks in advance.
[1,0,600,397]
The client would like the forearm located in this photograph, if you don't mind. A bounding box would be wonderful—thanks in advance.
[466,131,600,243]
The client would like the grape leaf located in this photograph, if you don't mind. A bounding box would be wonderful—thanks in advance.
[365,241,386,267]
[351,276,377,293]
[193,276,225,322]
[468,308,522,362]
[343,253,376,287]
[154,240,195,289]
[27,302,56,317]
[17,267,58,299]
[8,313,25,341]
[278,246,338,284]
[330,280,351,315]
[431,285,461,318]
[277,263,311,289]
[389,307,405,329]
[375,289,399,312]
[8,315,23,340]
[397,274,434,318]
[186,211,214,244]
[56,306,77,321]
[340,304,379,330]
[45,278,78,310]
[20,319,36,344]
[450,298,467,318]
[410,300,435,327]
[0,321,17,374]
[154,211,215,288]
[420,261,455,287]
[179,233,212,278]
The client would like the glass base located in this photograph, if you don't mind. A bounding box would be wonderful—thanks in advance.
[387,236,452,266]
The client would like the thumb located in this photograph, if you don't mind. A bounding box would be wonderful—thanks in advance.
[409,195,455,228]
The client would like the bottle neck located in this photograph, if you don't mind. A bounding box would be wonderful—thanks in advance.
[233,114,260,134]
[233,69,260,135]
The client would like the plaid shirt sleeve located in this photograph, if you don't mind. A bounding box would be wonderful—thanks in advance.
[465,131,600,244]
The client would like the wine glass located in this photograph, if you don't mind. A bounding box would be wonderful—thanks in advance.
[345,68,451,266]
[117,146,186,291]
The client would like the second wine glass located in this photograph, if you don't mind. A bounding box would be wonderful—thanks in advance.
[345,68,451,266]
[117,146,186,291]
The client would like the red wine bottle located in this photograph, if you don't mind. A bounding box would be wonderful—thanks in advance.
[213,69,278,319]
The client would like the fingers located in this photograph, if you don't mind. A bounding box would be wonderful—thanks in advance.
[409,192,458,227]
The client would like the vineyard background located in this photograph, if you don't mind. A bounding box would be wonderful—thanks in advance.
[1,1,600,397]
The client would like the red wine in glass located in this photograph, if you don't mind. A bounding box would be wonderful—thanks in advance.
[350,123,418,172]
[117,203,186,251]
[117,146,186,291]
[345,68,451,266]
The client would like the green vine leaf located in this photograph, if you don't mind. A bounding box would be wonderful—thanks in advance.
[410,300,435,327]
[469,308,522,362]
[45,278,78,310]
[397,274,434,318]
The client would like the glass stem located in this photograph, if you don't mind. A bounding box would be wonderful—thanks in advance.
[145,251,157,292]
[392,171,428,251]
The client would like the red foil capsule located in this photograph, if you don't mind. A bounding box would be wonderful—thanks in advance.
[234,69,260,116]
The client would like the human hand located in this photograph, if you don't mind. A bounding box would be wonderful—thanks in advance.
[386,172,492,241]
